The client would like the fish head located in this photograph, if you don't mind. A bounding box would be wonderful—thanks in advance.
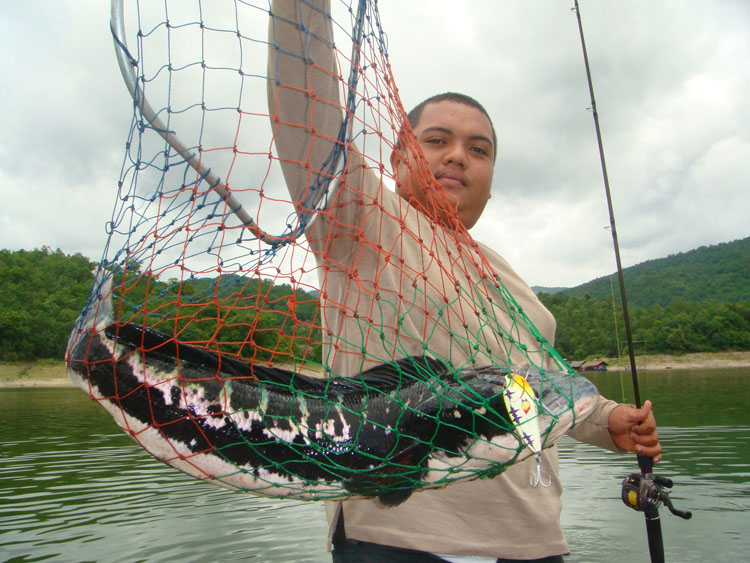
[515,365,600,447]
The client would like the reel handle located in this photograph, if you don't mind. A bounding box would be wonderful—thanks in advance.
[622,472,692,520]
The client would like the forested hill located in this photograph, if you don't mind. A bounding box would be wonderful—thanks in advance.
[0,248,97,360]
[560,237,750,307]
[2,242,749,362]
[0,247,321,362]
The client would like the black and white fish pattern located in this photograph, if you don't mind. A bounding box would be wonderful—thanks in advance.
[66,275,599,506]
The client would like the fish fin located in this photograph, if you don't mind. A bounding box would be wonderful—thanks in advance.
[103,322,347,392]
[355,355,450,390]
[261,355,450,393]
[103,323,450,395]
[374,487,415,507]
[343,440,430,506]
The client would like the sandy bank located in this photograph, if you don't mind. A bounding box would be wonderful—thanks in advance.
[600,350,750,371]
[0,362,71,388]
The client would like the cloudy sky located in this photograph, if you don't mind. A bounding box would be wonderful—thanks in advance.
[1,1,748,288]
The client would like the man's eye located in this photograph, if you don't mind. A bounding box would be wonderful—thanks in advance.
[471,146,488,155]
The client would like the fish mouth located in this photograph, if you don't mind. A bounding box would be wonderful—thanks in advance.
[519,367,598,415]
[515,366,599,446]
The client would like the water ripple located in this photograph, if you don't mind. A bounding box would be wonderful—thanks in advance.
[3,376,750,562]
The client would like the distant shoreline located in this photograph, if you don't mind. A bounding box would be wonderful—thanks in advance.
[597,350,750,372]
[0,362,72,388]
[2,351,749,389]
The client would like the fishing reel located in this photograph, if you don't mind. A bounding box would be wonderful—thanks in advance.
[621,473,692,519]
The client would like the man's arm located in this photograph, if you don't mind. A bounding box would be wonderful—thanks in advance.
[267,0,347,205]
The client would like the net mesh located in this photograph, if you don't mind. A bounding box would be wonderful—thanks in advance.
[66,0,584,502]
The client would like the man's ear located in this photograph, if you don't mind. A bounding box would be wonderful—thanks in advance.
[390,148,410,198]
[389,148,402,174]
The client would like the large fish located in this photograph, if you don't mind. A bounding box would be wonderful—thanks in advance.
[66,274,599,506]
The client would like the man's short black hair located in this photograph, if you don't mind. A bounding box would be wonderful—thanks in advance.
[404,92,497,161]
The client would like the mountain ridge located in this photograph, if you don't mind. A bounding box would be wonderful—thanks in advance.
[534,236,749,308]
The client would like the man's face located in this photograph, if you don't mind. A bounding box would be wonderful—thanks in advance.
[390,100,495,230]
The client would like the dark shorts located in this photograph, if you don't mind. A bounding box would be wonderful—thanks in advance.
[332,538,447,562]
[331,509,565,562]
[332,538,565,563]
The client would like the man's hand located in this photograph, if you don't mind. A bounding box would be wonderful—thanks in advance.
[608,400,662,462]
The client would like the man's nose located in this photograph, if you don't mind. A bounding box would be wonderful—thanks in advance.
[443,144,468,168]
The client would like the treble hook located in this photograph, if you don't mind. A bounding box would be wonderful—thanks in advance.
[530,453,551,488]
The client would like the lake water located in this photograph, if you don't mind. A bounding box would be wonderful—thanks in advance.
[1,368,748,562]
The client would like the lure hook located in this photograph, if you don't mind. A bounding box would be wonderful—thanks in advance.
[530,453,551,488]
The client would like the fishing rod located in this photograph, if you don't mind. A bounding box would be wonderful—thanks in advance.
[572,2,691,562]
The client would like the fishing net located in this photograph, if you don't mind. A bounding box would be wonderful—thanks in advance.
[66,0,592,503]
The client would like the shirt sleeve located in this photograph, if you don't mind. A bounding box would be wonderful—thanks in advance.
[267,1,368,204]
[267,0,387,249]
[567,396,628,453]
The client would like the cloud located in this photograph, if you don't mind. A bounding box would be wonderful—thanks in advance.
[1,0,747,289]
[1,1,131,258]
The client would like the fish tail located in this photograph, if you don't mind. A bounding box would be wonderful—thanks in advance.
[66,268,115,387]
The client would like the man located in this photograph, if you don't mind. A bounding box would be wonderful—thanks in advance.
[267,2,660,561]
[391,94,496,232]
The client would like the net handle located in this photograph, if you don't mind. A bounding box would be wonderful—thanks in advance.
[109,0,349,245]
